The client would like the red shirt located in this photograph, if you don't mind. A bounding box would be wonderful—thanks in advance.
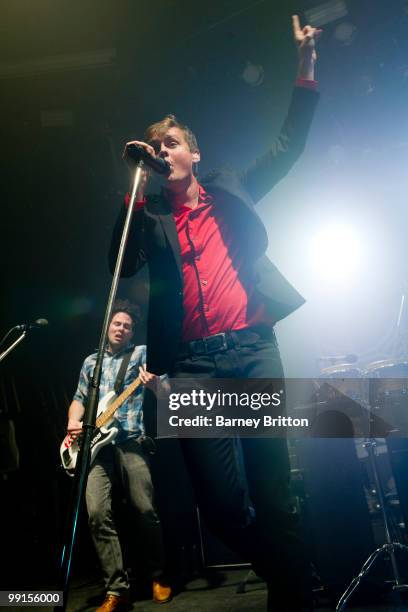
[173,186,270,341]
[125,187,269,340]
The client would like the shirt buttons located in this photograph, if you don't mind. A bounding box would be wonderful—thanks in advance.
[201,279,208,285]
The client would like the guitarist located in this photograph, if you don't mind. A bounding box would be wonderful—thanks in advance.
[67,299,171,611]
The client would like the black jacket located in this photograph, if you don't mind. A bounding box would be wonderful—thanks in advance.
[110,86,319,373]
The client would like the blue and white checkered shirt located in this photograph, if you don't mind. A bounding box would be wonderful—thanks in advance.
[73,343,146,444]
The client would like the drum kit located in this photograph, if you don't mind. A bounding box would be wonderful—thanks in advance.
[316,356,408,609]
[320,358,408,431]
[314,357,408,441]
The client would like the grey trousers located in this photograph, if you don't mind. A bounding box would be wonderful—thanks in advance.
[85,437,164,595]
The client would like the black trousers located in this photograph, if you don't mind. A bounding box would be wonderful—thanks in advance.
[169,327,310,599]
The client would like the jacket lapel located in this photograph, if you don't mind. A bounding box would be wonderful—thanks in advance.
[158,211,183,282]
[148,195,183,283]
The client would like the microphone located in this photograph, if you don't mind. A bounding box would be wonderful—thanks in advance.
[126,144,171,176]
[15,318,49,331]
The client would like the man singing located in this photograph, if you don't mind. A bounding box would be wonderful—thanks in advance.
[111,16,320,612]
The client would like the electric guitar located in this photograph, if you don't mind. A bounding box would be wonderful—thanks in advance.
[60,376,141,476]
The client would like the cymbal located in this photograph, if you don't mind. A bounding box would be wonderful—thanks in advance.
[364,359,408,374]
[320,364,362,376]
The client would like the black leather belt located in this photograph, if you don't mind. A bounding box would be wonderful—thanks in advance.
[178,326,272,358]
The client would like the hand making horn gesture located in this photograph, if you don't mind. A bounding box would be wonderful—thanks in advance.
[292,14,322,65]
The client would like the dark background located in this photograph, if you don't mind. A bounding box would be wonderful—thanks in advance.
[0,0,407,591]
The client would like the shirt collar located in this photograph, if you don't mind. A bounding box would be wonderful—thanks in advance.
[103,342,135,357]
[168,183,213,215]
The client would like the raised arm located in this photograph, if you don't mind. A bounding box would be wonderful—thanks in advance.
[242,15,321,204]
[292,14,321,81]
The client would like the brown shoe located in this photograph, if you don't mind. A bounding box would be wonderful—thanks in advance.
[152,580,172,604]
[96,593,129,611]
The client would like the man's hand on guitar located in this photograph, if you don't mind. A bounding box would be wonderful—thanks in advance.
[138,364,159,392]
[67,418,83,437]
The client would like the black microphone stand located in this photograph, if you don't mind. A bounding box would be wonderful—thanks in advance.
[0,329,28,363]
[0,321,48,362]
[57,160,147,610]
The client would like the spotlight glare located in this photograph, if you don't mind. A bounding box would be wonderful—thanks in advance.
[309,223,362,284]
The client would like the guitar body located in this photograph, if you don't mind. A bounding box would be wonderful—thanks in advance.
[60,391,119,476]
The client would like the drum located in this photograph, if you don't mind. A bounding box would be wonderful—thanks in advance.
[365,360,408,435]
[312,364,366,436]
[319,364,364,404]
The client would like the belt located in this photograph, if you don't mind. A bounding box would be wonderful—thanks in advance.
[178,325,272,358]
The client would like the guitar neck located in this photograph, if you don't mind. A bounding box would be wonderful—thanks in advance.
[96,377,141,428]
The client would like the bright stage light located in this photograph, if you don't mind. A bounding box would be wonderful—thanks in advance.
[308,223,363,284]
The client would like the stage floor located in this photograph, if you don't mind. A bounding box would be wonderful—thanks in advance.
[63,568,408,612]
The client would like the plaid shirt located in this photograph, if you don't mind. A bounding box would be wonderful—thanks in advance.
[73,343,146,444]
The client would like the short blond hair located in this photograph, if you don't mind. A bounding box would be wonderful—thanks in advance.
[144,114,199,152]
